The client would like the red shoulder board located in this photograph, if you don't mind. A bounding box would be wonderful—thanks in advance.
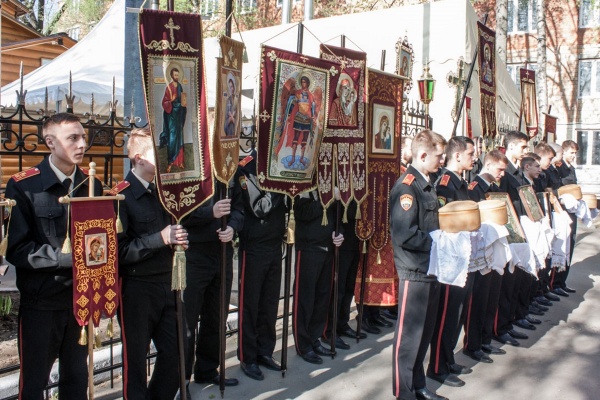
[239,155,253,167]
[400,165,407,174]
[80,168,89,175]
[108,181,130,196]
[555,161,563,168]
[402,174,415,186]
[468,181,478,190]
[439,174,451,187]
[12,167,40,182]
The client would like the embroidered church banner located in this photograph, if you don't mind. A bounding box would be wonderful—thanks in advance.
[544,113,557,143]
[71,200,119,327]
[139,10,214,222]
[477,22,497,139]
[319,45,367,217]
[519,68,538,138]
[213,36,244,184]
[256,45,336,198]
[356,69,404,255]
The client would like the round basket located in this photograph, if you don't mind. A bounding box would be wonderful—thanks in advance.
[439,200,481,233]
[582,193,597,209]
[558,184,582,200]
[478,199,508,225]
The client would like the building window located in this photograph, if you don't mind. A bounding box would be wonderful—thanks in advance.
[578,60,600,98]
[576,130,600,165]
[277,0,301,8]
[506,63,538,90]
[580,0,600,28]
[201,0,219,19]
[507,0,538,33]
[238,0,257,14]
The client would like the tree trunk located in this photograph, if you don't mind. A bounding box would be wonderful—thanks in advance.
[495,0,508,64]
[536,0,548,142]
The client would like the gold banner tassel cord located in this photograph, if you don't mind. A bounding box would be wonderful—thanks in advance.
[287,200,296,245]
[342,204,349,224]
[94,327,102,349]
[321,207,328,226]
[78,325,88,346]
[171,245,187,291]
[362,240,367,254]
[115,200,123,234]
[355,203,361,219]
[107,318,114,339]
[377,250,382,265]
[61,203,72,254]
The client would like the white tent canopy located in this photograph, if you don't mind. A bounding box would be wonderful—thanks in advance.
[2,0,521,138]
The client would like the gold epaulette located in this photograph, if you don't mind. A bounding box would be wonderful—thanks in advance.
[439,174,450,187]
[239,155,254,167]
[468,181,478,190]
[11,168,40,182]
[402,174,415,186]
[107,181,130,196]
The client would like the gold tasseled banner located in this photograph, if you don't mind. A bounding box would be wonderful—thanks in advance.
[171,248,187,291]
[107,318,114,338]
[321,208,328,226]
[377,250,382,265]
[287,203,296,245]
[78,326,87,346]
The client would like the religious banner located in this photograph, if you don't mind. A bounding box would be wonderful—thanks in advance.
[213,36,244,184]
[354,240,398,306]
[477,22,497,139]
[139,10,214,222]
[256,45,336,198]
[465,96,473,138]
[71,200,119,327]
[544,113,557,143]
[520,68,538,138]
[356,69,404,255]
[319,44,367,219]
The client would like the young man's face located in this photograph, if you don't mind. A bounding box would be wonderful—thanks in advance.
[45,122,87,170]
[526,161,541,180]
[564,147,577,164]
[486,160,507,181]
[552,149,563,164]
[424,145,445,174]
[509,139,529,161]
[457,143,475,171]
[138,146,157,178]
[538,153,553,170]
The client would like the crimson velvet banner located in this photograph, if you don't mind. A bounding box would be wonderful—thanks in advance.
[213,36,244,185]
[356,69,404,255]
[71,200,119,327]
[477,22,497,139]
[256,45,337,198]
[139,10,214,222]
[520,68,539,138]
[318,45,367,218]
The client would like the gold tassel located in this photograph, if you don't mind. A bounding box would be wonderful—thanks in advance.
[116,201,123,233]
[287,204,296,245]
[171,247,187,291]
[62,204,71,254]
[362,240,367,254]
[355,204,361,219]
[0,236,7,257]
[107,318,114,338]
[78,326,87,346]
[342,204,348,223]
[94,327,102,349]
[377,250,382,265]
[321,208,328,226]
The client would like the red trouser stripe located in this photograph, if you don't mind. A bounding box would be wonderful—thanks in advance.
[464,294,473,348]
[238,250,246,363]
[434,285,450,373]
[394,280,410,397]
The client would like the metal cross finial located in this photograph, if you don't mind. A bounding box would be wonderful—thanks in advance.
[65,71,75,109]
[18,62,28,105]
[447,58,469,122]
[164,18,180,48]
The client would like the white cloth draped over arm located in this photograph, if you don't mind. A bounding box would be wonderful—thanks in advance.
[520,216,550,272]
[428,230,472,287]
[551,210,572,271]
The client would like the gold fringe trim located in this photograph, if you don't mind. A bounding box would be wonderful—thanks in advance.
[171,248,187,291]
[78,326,87,346]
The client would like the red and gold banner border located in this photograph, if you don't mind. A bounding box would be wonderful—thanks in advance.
[519,68,538,138]
[477,21,497,139]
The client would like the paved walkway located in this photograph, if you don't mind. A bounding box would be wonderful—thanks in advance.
[172,221,600,400]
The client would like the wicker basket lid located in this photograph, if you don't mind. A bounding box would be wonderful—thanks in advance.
[582,193,597,209]
[558,184,582,200]
[439,200,481,233]
[478,199,508,225]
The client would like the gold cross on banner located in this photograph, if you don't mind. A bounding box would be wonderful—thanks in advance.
[164,18,180,48]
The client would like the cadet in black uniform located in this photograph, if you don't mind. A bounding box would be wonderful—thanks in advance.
[494,131,530,347]
[6,113,103,399]
[115,128,188,399]
[391,130,447,400]
[293,189,344,364]
[466,150,509,358]
[554,139,579,295]
[233,150,286,380]
[427,137,477,388]
[182,180,244,386]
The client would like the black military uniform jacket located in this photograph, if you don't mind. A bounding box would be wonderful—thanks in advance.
[233,153,286,252]
[5,158,103,310]
[467,175,497,202]
[499,161,527,216]
[294,191,340,252]
[558,161,577,185]
[546,165,562,193]
[435,168,470,206]
[115,171,172,281]
[390,165,439,282]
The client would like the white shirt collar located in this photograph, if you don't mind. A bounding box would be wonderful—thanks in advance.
[48,155,76,188]
[131,168,151,189]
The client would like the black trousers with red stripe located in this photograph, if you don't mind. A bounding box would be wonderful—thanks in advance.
[482,270,503,346]
[552,212,577,289]
[18,307,88,400]
[292,249,333,355]
[119,278,179,400]
[513,268,532,321]
[464,270,492,352]
[495,267,517,336]
[428,275,473,376]
[392,279,440,400]
[238,247,282,364]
